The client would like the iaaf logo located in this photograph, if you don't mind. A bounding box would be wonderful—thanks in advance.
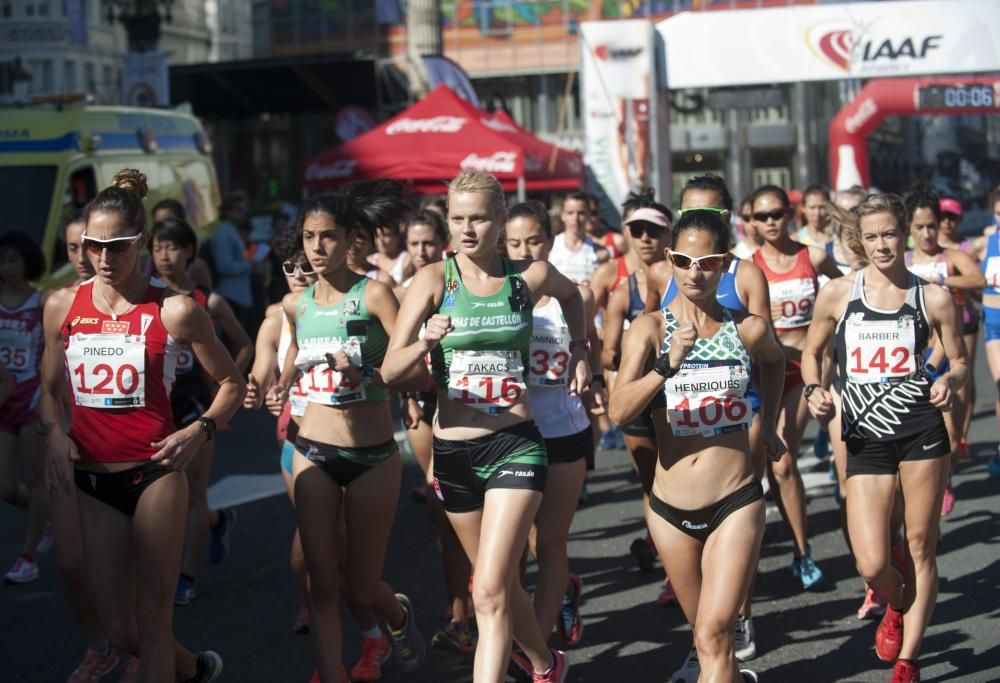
[460,151,517,174]
[386,116,466,135]
[304,159,357,182]
[806,20,943,74]
[594,44,644,62]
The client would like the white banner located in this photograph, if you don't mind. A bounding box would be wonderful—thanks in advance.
[657,0,1000,89]
[122,51,169,107]
[581,20,655,212]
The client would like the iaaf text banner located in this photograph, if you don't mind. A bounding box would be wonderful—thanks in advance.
[580,20,656,212]
[657,0,1000,89]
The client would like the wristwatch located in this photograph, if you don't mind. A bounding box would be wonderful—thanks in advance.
[360,362,376,384]
[803,384,821,399]
[653,352,679,379]
[197,416,217,441]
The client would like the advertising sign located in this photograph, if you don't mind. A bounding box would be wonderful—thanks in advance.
[657,0,1000,89]
[122,52,169,107]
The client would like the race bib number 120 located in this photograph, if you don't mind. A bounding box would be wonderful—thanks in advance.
[68,333,146,408]
[448,349,525,414]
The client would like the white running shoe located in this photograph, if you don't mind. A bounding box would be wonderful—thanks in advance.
[669,647,700,683]
[734,615,757,661]
[3,556,38,584]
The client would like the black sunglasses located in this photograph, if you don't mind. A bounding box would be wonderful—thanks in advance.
[752,209,786,223]
[627,222,666,239]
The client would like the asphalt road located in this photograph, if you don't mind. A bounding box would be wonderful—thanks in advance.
[2,348,998,683]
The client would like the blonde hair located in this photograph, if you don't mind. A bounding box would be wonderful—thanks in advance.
[447,171,506,221]
[844,193,905,260]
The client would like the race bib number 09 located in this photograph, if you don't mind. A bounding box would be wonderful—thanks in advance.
[448,350,525,414]
[299,338,366,406]
[845,319,916,384]
[529,324,570,387]
[68,333,146,408]
[770,278,815,328]
[665,363,751,437]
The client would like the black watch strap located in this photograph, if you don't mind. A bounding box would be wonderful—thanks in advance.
[198,416,217,441]
[803,383,821,399]
[653,352,678,379]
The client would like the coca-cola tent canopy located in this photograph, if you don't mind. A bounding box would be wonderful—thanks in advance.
[303,85,583,195]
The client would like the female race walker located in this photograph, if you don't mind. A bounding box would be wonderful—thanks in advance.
[505,200,604,651]
[382,171,591,683]
[983,184,1000,475]
[269,183,426,683]
[39,169,244,682]
[150,218,252,604]
[803,193,967,683]
[0,230,49,585]
[610,209,786,683]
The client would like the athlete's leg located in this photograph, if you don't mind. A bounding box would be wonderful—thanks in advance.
[19,425,49,555]
[449,488,548,682]
[343,454,407,629]
[293,453,346,682]
[960,330,977,446]
[624,433,657,504]
[0,432,28,508]
[896,455,950,660]
[132,470,199,681]
[529,458,587,638]
[739,413,766,620]
[987,339,1000,437]
[280,467,308,590]
[829,389,852,554]
[50,485,106,649]
[695,500,765,683]
[179,441,214,580]
[646,502,703,627]
[845,474,901,605]
[767,386,810,557]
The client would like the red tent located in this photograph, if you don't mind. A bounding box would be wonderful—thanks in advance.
[302,85,583,196]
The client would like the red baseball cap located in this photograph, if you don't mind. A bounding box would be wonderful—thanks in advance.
[939,198,963,216]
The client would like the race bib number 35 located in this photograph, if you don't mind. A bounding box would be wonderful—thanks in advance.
[299,338,366,406]
[67,333,146,408]
[664,363,751,437]
[448,349,526,414]
[845,319,916,384]
[0,330,32,373]
[770,278,815,328]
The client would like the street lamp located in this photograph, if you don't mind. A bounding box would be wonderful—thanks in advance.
[103,0,175,52]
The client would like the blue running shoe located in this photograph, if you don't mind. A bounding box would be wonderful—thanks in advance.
[793,549,823,590]
[389,593,425,673]
[813,427,829,462]
[175,575,197,606]
[988,451,1000,478]
[209,508,237,565]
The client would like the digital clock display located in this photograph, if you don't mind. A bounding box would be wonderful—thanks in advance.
[918,84,995,110]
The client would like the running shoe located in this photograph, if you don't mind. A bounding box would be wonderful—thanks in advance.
[119,655,139,683]
[857,587,887,620]
[174,576,197,606]
[557,574,583,647]
[36,522,55,554]
[740,671,759,683]
[875,605,904,662]
[987,451,1000,477]
[656,576,678,606]
[890,659,920,682]
[293,601,310,634]
[208,508,238,565]
[532,649,568,683]
[3,555,38,584]
[598,429,616,450]
[509,649,533,683]
[813,427,830,462]
[67,646,119,682]
[790,548,824,590]
[351,633,391,681]
[940,484,955,517]
[669,648,700,683]
[959,439,969,461]
[187,651,223,683]
[388,593,425,673]
[734,616,757,661]
[629,537,656,572]
[431,619,474,654]
[578,481,590,506]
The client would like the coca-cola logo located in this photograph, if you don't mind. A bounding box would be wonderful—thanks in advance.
[844,97,878,135]
[594,44,644,62]
[460,152,517,174]
[386,116,467,135]
[304,159,357,182]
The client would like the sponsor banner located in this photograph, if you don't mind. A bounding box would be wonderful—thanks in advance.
[460,151,518,174]
[657,0,1000,88]
[304,159,358,183]
[385,115,466,135]
[580,19,655,210]
[122,51,169,107]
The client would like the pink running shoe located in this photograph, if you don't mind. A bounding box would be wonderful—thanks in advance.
[657,576,678,606]
[532,649,568,683]
[67,647,119,682]
[118,656,139,683]
[857,588,887,620]
[940,485,955,517]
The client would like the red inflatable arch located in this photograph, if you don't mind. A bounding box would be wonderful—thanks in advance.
[829,75,1000,190]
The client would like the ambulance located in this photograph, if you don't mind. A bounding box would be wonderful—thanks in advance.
[0,95,220,287]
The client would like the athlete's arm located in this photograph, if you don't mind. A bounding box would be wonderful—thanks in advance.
[943,249,987,292]
[608,313,663,425]
[155,295,246,469]
[736,260,773,322]
[382,264,445,385]
[924,284,969,410]
[739,314,787,460]
[523,260,591,395]
[802,278,849,421]
[581,286,606,413]
[601,282,629,371]
[642,260,671,314]
[245,304,282,410]
[207,291,253,374]
[588,260,615,310]
[38,290,78,495]
[271,291,303,410]
[350,281,428,391]
[810,245,844,281]
[611,233,628,258]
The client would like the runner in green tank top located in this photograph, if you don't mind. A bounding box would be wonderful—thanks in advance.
[269,184,428,683]
[610,210,786,683]
[382,171,592,683]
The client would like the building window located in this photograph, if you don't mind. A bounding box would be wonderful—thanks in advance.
[64,60,77,93]
[84,62,95,93]
[38,1,50,16]
[102,64,114,103]
[28,59,53,95]
[1,3,11,19]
